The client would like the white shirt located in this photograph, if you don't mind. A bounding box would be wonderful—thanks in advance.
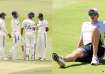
[81,21,105,45]
[22,18,35,34]
[96,21,105,43]
[11,18,20,34]
[0,18,7,35]
[37,19,48,32]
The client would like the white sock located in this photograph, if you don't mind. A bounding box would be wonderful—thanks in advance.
[92,55,98,59]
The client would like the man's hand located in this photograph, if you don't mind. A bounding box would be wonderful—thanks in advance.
[32,27,35,31]
[46,27,49,32]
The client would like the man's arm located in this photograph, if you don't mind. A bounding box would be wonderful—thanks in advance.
[45,20,49,32]
[46,27,49,32]
[77,36,84,48]
[2,22,11,38]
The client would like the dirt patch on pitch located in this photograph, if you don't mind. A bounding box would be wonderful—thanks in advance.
[0,61,51,74]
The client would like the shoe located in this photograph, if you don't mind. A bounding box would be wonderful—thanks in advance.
[40,58,46,61]
[38,57,41,60]
[52,53,66,68]
[91,56,99,65]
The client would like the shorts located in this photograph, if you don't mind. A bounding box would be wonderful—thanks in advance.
[76,43,105,62]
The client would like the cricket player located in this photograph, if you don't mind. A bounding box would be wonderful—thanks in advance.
[37,13,49,61]
[9,11,20,60]
[52,8,105,68]
[21,12,36,61]
[0,12,11,60]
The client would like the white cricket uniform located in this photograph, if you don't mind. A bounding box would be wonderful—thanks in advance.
[0,18,7,58]
[81,21,105,45]
[37,19,48,60]
[81,22,97,45]
[9,18,20,60]
[22,18,36,60]
[78,21,105,51]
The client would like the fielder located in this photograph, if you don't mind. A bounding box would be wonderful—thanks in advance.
[37,13,49,61]
[21,12,36,61]
[9,11,20,60]
[0,12,11,60]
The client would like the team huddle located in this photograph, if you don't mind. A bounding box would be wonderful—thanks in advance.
[0,11,49,61]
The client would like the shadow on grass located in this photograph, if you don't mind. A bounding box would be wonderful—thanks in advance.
[100,59,105,65]
[62,59,105,69]
[63,62,88,69]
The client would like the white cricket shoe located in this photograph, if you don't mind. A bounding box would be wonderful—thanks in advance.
[91,56,99,65]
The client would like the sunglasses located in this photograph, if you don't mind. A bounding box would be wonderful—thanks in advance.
[88,12,98,16]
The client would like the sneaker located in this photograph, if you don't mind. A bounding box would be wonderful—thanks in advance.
[40,58,46,61]
[38,57,44,61]
[91,56,99,65]
[52,53,66,68]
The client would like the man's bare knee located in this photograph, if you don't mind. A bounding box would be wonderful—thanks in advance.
[92,28,100,57]
[72,50,84,58]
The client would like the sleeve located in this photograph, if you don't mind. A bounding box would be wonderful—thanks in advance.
[17,20,20,26]
[37,21,40,27]
[80,23,84,39]
[45,20,48,27]
[18,20,21,31]
[80,32,83,39]
[103,21,105,32]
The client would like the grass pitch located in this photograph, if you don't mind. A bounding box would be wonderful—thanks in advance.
[0,60,51,74]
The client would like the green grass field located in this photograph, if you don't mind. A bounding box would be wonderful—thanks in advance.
[1,0,105,74]
[52,0,105,74]
[0,60,51,74]
[0,0,52,74]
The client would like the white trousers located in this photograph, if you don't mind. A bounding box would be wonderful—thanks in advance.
[0,31,6,58]
[37,30,47,59]
[9,32,20,60]
[24,33,36,59]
